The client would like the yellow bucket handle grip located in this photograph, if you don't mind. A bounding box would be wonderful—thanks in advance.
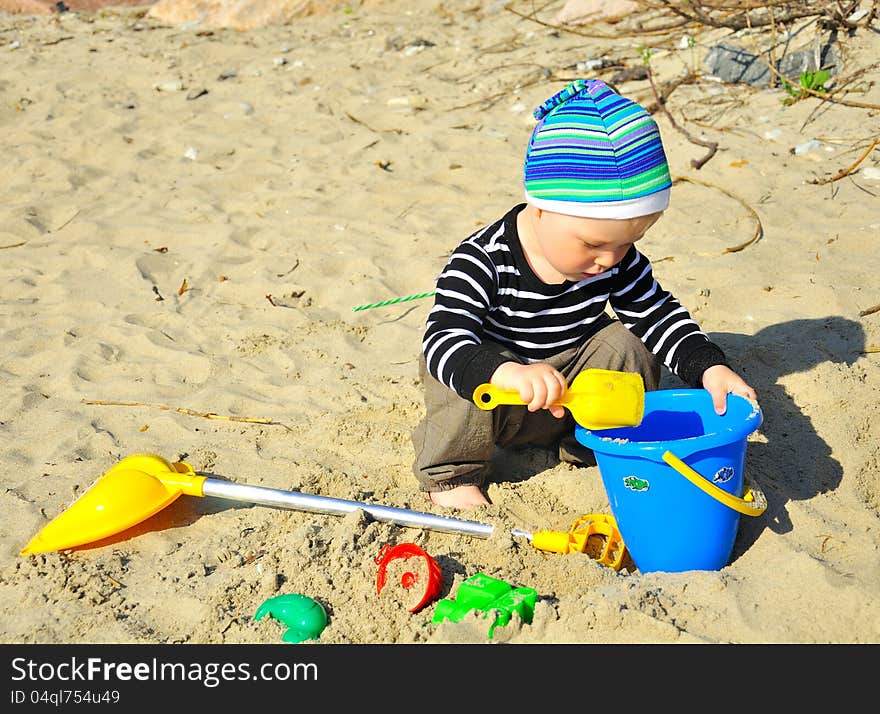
[662,451,767,517]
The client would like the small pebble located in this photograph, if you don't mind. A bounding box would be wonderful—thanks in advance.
[387,95,428,109]
[794,139,821,155]
[577,58,606,71]
[154,81,183,92]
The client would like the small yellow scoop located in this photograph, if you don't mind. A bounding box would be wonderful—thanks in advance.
[472,368,645,430]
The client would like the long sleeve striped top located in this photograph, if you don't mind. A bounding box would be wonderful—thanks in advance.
[423,203,727,401]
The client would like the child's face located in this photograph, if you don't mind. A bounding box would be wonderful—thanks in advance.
[532,208,663,282]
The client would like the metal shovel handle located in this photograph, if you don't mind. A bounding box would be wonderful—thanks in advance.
[201,477,532,540]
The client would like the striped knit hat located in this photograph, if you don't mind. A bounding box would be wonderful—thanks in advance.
[523,79,672,219]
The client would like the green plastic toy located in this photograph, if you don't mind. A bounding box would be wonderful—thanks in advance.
[432,573,538,639]
[254,593,328,643]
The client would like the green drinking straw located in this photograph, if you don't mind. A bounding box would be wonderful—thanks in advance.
[352,290,435,312]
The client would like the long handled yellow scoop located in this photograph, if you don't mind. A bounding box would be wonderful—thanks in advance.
[472,368,645,430]
[19,453,626,569]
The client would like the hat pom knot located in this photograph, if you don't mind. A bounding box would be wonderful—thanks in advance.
[532,79,608,120]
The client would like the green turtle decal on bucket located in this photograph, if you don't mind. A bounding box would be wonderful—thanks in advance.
[623,475,649,492]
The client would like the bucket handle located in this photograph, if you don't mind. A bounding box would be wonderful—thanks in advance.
[662,451,767,517]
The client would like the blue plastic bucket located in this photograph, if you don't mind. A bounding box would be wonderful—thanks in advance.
[575,389,763,573]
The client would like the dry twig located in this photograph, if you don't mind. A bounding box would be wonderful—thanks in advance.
[646,68,717,169]
[638,73,701,114]
[505,0,689,38]
[653,0,863,31]
[42,35,73,46]
[447,68,550,111]
[82,399,293,431]
[345,112,403,135]
[672,175,763,253]
[807,138,878,185]
[52,210,80,233]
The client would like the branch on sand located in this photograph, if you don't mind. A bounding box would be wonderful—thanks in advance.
[82,399,293,432]
[807,138,879,185]
[504,0,690,39]
[645,68,718,170]
[672,176,763,254]
[651,0,872,32]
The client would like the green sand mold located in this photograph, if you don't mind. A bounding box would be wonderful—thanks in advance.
[432,572,538,639]
[254,593,328,643]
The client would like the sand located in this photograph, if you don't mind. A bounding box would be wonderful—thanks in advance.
[1,1,879,647]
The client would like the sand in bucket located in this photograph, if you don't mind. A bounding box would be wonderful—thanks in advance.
[575,389,764,573]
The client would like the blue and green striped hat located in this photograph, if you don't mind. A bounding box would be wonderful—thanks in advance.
[523,79,671,219]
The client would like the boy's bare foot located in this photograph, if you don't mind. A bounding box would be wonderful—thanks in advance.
[429,485,490,510]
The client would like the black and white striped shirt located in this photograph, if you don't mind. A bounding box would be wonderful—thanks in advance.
[423,204,726,400]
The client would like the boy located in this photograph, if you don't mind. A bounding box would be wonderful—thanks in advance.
[412,79,757,510]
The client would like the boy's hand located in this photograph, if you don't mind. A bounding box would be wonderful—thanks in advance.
[490,361,568,418]
[701,364,758,415]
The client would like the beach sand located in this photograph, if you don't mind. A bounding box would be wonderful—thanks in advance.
[1,1,879,646]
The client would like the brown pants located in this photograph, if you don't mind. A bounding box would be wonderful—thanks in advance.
[411,317,661,493]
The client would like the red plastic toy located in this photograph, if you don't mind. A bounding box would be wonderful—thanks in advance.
[375,542,443,613]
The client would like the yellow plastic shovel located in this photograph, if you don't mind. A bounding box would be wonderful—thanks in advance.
[472,368,645,430]
[19,453,627,569]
